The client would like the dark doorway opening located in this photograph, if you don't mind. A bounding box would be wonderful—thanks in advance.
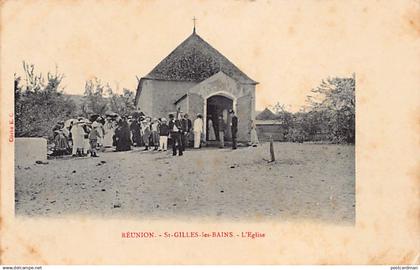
[206,95,233,141]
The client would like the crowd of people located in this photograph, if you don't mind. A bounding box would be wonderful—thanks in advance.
[50,109,259,158]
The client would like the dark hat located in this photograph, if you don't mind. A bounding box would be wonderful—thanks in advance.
[168,113,174,118]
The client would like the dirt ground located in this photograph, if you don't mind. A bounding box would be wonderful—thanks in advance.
[15,142,355,224]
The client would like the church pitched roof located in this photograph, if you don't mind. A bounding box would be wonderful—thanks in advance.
[143,32,257,84]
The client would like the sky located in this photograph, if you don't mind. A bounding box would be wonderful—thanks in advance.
[2,0,403,111]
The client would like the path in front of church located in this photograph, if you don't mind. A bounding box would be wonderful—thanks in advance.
[15,142,355,224]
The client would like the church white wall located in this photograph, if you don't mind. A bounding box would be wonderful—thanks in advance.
[236,84,256,142]
[151,80,197,118]
[236,93,253,142]
[138,75,257,142]
[176,98,188,114]
[242,84,256,120]
[138,80,197,117]
[137,79,154,115]
[188,93,204,119]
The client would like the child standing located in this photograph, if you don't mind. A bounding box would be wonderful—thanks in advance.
[141,118,151,151]
[151,118,160,151]
[89,122,101,157]
[158,118,170,151]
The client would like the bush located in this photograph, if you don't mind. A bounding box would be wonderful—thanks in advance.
[14,62,77,140]
[269,75,355,144]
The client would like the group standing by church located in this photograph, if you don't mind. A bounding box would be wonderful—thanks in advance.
[48,26,260,158]
[51,109,255,158]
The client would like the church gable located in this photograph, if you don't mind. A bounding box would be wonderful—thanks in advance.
[187,71,243,99]
[144,32,257,84]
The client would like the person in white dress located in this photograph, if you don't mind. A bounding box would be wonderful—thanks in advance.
[250,120,259,147]
[82,121,91,155]
[94,118,105,148]
[103,118,115,148]
[207,117,216,141]
[71,119,85,157]
[193,114,203,149]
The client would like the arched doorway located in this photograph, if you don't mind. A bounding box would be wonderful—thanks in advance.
[206,95,233,141]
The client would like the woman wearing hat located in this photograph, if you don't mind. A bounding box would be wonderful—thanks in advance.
[103,117,116,148]
[53,125,69,156]
[71,118,85,157]
[130,117,142,147]
[115,117,131,152]
[52,120,64,134]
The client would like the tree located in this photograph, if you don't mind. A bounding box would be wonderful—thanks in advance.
[268,75,355,144]
[108,87,136,116]
[14,62,76,139]
[80,78,109,117]
[309,76,355,143]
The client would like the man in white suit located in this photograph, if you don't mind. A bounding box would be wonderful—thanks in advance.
[193,114,203,149]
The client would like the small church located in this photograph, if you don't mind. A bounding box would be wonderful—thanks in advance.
[134,25,258,142]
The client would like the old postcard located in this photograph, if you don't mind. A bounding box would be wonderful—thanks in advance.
[0,0,418,265]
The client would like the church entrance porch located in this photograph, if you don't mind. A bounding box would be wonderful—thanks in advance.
[205,94,233,142]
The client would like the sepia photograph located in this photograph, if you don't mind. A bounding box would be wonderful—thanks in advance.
[13,23,355,224]
[1,0,418,266]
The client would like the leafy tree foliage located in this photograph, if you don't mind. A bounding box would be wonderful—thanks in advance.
[108,88,137,116]
[80,78,136,117]
[14,63,137,139]
[266,75,355,143]
[80,78,109,117]
[14,62,76,139]
[308,76,355,143]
